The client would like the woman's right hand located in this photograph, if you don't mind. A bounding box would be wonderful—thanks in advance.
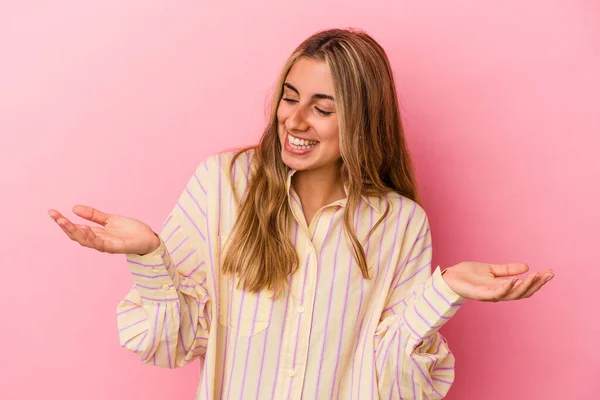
[48,205,161,255]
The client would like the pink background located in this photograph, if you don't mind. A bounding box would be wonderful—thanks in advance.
[1,1,598,399]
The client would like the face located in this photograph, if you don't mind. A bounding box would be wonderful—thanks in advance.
[277,57,340,173]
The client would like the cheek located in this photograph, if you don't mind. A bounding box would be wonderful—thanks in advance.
[320,119,339,143]
[276,104,288,125]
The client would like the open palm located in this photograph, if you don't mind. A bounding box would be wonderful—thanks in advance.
[48,205,159,255]
[442,262,554,302]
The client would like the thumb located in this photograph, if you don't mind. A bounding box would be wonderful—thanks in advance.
[72,205,111,226]
[489,262,529,277]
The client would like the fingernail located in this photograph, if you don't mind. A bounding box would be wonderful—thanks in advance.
[545,275,554,282]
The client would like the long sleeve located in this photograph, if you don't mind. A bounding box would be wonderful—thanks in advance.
[116,159,213,369]
[374,209,465,399]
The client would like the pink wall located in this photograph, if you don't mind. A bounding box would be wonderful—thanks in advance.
[1,1,598,399]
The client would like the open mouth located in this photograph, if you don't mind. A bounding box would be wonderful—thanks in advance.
[287,132,319,150]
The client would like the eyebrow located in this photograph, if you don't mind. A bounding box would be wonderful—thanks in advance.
[283,82,335,101]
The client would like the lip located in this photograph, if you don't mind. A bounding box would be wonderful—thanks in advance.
[286,131,319,143]
[284,132,319,155]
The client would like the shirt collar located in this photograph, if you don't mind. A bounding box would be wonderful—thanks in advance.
[286,168,381,212]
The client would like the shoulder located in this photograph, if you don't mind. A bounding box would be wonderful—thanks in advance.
[195,148,256,179]
[381,191,429,230]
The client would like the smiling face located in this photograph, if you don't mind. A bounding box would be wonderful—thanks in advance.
[277,57,341,173]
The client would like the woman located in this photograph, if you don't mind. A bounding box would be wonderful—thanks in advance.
[48,28,553,399]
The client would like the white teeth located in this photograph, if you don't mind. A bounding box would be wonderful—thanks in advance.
[288,133,317,148]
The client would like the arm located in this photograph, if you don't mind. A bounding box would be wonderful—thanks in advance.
[375,207,465,399]
[116,159,214,369]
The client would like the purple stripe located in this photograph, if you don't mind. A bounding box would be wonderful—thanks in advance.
[378,324,399,373]
[413,303,432,327]
[190,343,207,352]
[260,224,296,400]
[117,306,138,316]
[176,201,206,241]
[423,292,445,319]
[215,155,230,400]
[357,213,389,397]
[142,303,161,362]
[182,260,205,278]
[330,205,361,398]
[185,187,207,218]
[347,205,374,400]
[181,290,197,338]
[225,288,248,399]
[164,225,181,243]
[396,320,404,397]
[411,367,416,398]
[238,293,262,398]
[432,278,462,307]
[391,260,432,292]
[170,237,189,254]
[122,332,140,348]
[119,318,145,332]
[174,249,197,267]
[165,306,172,368]
[200,156,217,400]
[159,214,173,234]
[136,283,173,290]
[361,197,405,397]
[405,242,432,267]
[432,376,453,385]
[255,299,276,399]
[285,214,328,400]
[411,354,443,398]
[404,316,422,339]
[134,331,147,353]
[194,172,208,196]
[297,213,336,399]
[270,278,292,400]
[176,302,188,355]
[140,295,178,302]
[128,259,164,268]
[314,216,344,397]
[389,202,418,284]
[131,271,169,279]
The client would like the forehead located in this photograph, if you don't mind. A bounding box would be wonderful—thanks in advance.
[285,57,334,96]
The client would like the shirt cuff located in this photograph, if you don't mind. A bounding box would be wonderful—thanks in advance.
[125,236,179,302]
[402,266,466,341]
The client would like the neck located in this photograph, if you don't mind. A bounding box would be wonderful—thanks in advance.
[291,162,346,210]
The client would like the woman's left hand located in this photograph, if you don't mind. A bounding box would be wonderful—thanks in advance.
[441,262,554,302]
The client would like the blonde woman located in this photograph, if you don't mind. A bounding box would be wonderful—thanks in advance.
[48,28,553,399]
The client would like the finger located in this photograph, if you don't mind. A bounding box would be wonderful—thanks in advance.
[487,277,519,302]
[519,271,554,299]
[72,205,111,226]
[48,209,65,222]
[489,263,530,278]
[80,225,108,252]
[504,272,539,300]
[56,216,92,247]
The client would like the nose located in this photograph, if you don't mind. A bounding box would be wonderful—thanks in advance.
[285,104,309,132]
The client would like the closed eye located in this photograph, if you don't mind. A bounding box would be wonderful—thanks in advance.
[315,106,332,116]
[282,98,332,116]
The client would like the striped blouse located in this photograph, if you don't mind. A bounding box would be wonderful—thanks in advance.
[117,149,465,399]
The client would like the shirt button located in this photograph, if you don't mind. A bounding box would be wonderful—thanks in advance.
[288,369,295,377]
[161,284,170,291]
[307,246,314,253]
[297,305,305,313]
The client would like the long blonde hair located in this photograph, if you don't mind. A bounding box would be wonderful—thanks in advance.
[222,28,420,297]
